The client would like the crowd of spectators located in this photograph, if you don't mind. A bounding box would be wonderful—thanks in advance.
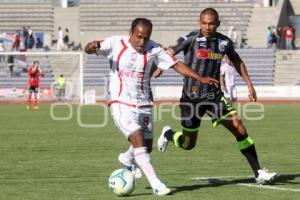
[267,24,297,50]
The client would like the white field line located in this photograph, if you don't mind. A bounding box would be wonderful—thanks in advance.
[237,183,300,193]
[191,175,300,193]
[191,175,252,180]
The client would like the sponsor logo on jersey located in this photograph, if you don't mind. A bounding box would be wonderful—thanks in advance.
[199,42,207,48]
[196,49,222,60]
[119,69,144,79]
[218,40,228,52]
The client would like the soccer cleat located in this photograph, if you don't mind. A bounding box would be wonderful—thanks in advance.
[127,164,142,179]
[255,168,278,185]
[118,153,142,179]
[26,105,31,110]
[118,153,133,167]
[33,105,38,110]
[153,182,171,196]
[157,126,172,153]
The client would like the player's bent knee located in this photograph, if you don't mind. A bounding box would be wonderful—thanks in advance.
[182,144,196,150]
[181,138,197,150]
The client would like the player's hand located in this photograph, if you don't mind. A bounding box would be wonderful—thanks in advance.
[152,68,163,78]
[84,41,98,54]
[248,85,257,102]
[200,77,219,87]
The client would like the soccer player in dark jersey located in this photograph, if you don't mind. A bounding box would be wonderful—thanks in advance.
[27,61,44,110]
[157,8,277,185]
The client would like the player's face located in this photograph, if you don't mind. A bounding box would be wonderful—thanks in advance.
[200,13,219,38]
[129,24,151,53]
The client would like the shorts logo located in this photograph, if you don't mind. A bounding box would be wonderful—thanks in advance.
[196,49,222,60]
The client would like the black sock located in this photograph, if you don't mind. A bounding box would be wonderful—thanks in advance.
[237,135,261,177]
[241,145,260,177]
[165,129,175,142]
[165,130,186,148]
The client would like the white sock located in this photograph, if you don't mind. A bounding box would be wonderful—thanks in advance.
[123,145,134,162]
[133,147,161,189]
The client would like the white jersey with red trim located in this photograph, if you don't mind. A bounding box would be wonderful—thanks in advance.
[97,35,178,107]
[220,63,235,87]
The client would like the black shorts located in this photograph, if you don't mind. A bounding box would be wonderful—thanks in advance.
[180,93,237,131]
[28,86,39,94]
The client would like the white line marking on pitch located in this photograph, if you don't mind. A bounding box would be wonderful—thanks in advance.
[237,183,300,192]
[191,176,300,193]
[191,176,252,180]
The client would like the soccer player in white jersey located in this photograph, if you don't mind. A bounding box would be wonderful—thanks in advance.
[85,18,218,196]
[220,55,237,102]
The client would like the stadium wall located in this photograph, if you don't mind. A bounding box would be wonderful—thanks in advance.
[152,86,300,100]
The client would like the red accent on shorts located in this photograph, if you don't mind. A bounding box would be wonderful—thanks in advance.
[108,100,153,108]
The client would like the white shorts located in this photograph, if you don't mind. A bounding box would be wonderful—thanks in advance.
[110,103,153,139]
[223,86,237,100]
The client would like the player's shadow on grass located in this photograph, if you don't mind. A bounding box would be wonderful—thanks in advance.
[171,173,300,194]
[171,177,254,194]
[272,173,300,185]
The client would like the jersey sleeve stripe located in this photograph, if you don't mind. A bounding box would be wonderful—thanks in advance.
[141,51,148,94]
[117,39,128,97]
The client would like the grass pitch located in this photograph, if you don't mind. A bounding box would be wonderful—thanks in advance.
[0,103,299,200]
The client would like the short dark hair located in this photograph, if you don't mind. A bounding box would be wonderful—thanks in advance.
[131,18,152,33]
[200,8,219,21]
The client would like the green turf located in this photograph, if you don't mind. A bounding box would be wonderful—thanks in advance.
[0,104,299,200]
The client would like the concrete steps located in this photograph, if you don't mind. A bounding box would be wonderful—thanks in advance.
[274,50,300,85]
[54,7,80,47]
[246,7,277,47]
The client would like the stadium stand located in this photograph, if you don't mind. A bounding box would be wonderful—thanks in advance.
[83,48,275,87]
[80,0,253,34]
[0,56,54,88]
[235,48,274,86]
[0,0,53,32]
[274,50,300,85]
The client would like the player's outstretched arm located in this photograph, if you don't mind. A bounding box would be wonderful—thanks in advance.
[172,61,219,87]
[84,41,98,54]
[232,58,257,101]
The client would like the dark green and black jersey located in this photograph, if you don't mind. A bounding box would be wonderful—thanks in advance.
[171,30,241,100]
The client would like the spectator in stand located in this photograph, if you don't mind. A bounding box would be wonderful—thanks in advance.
[12,31,20,51]
[267,26,275,48]
[35,37,43,49]
[63,28,70,50]
[57,27,65,51]
[20,26,28,51]
[283,25,295,49]
[228,26,238,48]
[7,55,14,77]
[291,26,297,49]
[275,26,282,49]
[0,40,5,63]
[28,27,35,49]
